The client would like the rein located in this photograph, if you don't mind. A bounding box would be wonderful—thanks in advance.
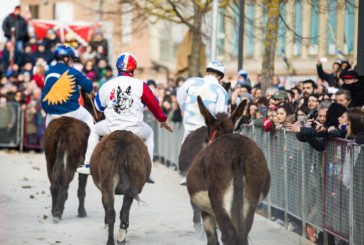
[208,129,218,145]
[87,93,99,121]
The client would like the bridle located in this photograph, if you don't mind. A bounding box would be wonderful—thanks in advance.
[208,129,218,145]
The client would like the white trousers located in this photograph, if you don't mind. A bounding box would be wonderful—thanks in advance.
[94,120,154,165]
[45,106,99,164]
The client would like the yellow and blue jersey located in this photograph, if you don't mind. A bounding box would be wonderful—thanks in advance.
[41,63,92,114]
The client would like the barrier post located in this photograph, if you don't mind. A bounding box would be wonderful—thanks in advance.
[283,130,288,229]
[349,144,354,245]
[265,129,272,219]
[301,143,306,238]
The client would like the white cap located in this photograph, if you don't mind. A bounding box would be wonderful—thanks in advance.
[206,60,225,76]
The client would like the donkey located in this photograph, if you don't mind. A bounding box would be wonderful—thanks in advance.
[178,82,231,229]
[187,96,271,245]
[90,130,151,245]
[44,91,101,223]
[44,117,90,223]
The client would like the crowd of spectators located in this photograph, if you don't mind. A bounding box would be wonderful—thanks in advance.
[0,5,111,147]
[1,5,364,152]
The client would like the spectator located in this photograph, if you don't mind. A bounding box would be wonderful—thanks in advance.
[1,41,23,71]
[316,59,340,87]
[301,79,317,99]
[307,94,319,112]
[340,70,364,107]
[272,90,288,105]
[32,42,52,64]
[276,103,294,129]
[32,65,45,89]
[81,45,96,63]
[43,29,60,52]
[2,5,28,52]
[335,89,351,108]
[83,60,97,81]
[89,31,108,56]
[98,65,113,85]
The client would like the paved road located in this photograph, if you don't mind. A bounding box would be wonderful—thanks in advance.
[0,152,312,245]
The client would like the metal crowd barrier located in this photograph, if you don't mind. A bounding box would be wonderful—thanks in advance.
[0,102,22,148]
[154,122,364,245]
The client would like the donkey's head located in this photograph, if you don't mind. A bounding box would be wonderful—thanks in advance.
[197,96,247,143]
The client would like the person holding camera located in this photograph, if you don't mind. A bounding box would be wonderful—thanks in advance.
[286,101,331,151]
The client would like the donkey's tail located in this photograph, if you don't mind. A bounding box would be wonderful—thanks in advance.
[53,136,67,186]
[231,155,248,244]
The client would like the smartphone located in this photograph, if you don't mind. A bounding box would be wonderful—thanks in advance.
[320,57,328,63]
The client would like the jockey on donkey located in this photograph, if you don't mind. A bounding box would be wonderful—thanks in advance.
[42,45,98,222]
[177,60,230,229]
[89,52,173,245]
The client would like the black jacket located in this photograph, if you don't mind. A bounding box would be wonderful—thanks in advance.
[2,14,28,41]
[342,78,364,108]
[354,131,364,145]
[296,127,327,151]
[316,64,339,87]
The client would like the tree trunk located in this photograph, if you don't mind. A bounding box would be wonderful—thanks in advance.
[188,7,203,77]
[261,0,281,93]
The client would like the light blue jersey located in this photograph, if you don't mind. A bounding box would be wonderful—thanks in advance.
[177,75,228,134]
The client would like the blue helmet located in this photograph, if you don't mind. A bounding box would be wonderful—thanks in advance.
[53,45,68,59]
[66,46,79,60]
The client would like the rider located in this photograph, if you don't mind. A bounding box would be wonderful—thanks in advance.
[41,45,99,174]
[177,60,229,142]
[81,52,173,182]
[176,60,229,185]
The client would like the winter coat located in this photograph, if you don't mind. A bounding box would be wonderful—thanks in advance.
[316,64,339,87]
[342,77,364,108]
[2,14,28,41]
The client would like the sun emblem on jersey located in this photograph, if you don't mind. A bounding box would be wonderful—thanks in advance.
[42,70,76,105]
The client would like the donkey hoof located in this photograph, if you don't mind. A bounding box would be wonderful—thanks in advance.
[106,239,115,245]
[78,209,87,218]
[194,222,202,232]
[116,228,127,244]
[53,217,61,223]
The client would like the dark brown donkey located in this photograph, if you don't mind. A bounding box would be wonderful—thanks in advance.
[90,130,151,245]
[44,91,100,223]
[44,117,90,223]
[187,96,271,245]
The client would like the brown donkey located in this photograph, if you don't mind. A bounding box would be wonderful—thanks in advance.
[90,130,151,245]
[187,96,271,245]
[44,117,90,223]
[178,83,231,229]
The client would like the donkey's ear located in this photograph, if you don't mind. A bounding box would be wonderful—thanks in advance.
[230,99,248,124]
[197,96,216,126]
[221,82,231,92]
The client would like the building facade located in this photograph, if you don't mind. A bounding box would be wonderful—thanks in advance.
[20,0,359,81]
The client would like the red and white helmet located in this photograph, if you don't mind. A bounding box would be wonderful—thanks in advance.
[116,52,137,73]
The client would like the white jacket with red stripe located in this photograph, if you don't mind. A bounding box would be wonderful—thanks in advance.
[95,74,167,130]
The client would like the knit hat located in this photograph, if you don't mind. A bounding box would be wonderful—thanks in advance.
[324,103,347,128]
[273,90,288,100]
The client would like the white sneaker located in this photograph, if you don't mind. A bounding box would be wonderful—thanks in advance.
[77,164,90,175]
[179,177,187,186]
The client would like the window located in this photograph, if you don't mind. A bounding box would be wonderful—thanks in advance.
[29,5,39,19]
[309,0,320,55]
[293,0,303,56]
[217,9,226,58]
[55,2,74,22]
[246,3,255,57]
[277,3,286,56]
[121,4,132,44]
[327,0,337,54]
[344,1,355,54]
